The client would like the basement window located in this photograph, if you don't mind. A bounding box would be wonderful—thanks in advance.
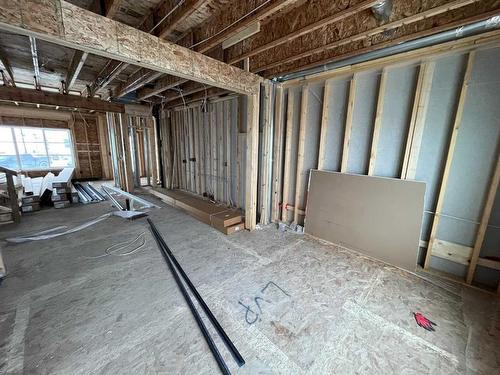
[0,126,75,171]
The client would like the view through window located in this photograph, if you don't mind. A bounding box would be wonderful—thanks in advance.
[0,126,75,170]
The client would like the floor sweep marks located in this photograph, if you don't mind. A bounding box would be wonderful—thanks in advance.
[238,282,291,325]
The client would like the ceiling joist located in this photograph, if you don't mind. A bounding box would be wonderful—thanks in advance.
[0,86,125,112]
[114,68,163,98]
[0,46,15,86]
[65,50,88,93]
[136,75,188,101]
[28,36,41,90]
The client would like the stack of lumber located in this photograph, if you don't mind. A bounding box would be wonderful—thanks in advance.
[147,188,244,235]
[51,169,75,209]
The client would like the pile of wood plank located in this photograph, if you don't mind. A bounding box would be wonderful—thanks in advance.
[147,188,244,235]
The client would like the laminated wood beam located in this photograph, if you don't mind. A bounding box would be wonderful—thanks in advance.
[340,75,357,173]
[466,155,500,284]
[401,62,435,179]
[271,85,285,222]
[424,51,475,270]
[368,69,388,176]
[0,86,125,112]
[281,89,295,223]
[293,85,309,224]
[229,0,378,65]
[317,80,333,170]
[245,91,260,230]
[65,50,88,93]
[0,1,262,95]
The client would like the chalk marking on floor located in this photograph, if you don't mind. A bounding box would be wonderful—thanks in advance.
[4,298,30,374]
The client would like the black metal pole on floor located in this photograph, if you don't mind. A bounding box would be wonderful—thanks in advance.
[147,219,245,367]
[148,219,232,375]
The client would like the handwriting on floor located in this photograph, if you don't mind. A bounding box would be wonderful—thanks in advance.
[238,281,291,325]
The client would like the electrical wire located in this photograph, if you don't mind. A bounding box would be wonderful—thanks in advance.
[83,232,147,259]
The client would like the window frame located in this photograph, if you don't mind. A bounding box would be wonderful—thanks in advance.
[0,125,76,171]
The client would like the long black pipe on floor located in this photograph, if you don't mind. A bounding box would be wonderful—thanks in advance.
[147,219,245,367]
[147,219,231,375]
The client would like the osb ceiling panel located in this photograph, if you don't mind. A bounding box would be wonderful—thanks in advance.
[172,0,234,35]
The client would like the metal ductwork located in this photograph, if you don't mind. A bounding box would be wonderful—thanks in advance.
[371,0,393,23]
[275,15,500,83]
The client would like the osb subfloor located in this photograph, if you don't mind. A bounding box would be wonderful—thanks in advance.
[0,193,499,374]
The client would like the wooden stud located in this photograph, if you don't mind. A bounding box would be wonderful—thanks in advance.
[148,116,158,187]
[211,104,217,198]
[424,51,476,270]
[317,80,333,170]
[225,101,232,205]
[466,155,500,284]
[271,85,285,222]
[401,61,436,179]
[368,69,388,176]
[245,91,260,230]
[281,89,295,223]
[6,172,20,223]
[293,85,309,224]
[120,114,134,192]
[341,75,357,173]
[260,82,273,224]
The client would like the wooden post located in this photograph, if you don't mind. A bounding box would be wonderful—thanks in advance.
[6,172,20,223]
[401,61,435,179]
[466,155,500,284]
[245,90,260,230]
[341,75,357,173]
[281,89,295,223]
[368,69,388,176]
[260,82,273,225]
[120,113,134,192]
[317,80,333,170]
[271,85,285,222]
[294,85,309,224]
[225,101,232,205]
[424,51,475,270]
[147,116,158,187]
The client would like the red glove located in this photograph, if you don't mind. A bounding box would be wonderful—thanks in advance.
[413,312,436,331]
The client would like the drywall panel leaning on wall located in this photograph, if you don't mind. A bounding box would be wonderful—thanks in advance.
[305,170,425,271]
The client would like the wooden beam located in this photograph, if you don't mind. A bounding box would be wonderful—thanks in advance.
[293,85,309,224]
[0,46,15,86]
[466,155,500,284]
[195,0,297,54]
[368,68,388,176]
[0,1,261,95]
[0,104,73,121]
[341,75,357,173]
[65,50,88,93]
[156,0,205,40]
[271,84,285,222]
[281,89,294,223]
[104,0,123,19]
[0,86,125,113]
[255,0,481,73]
[222,22,261,50]
[424,51,475,270]
[401,62,435,179]
[245,91,260,230]
[317,80,332,170]
[229,0,378,65]
[85,60,127,97]
[167,87,230,109]
[28,36,41,90]
[136,75,188,101]
[114,69,163,98]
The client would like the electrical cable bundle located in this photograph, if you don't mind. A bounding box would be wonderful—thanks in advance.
[147,218,244,374]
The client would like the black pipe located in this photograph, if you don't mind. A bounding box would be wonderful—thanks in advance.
[147,220,231,375]
[147,219,245,367]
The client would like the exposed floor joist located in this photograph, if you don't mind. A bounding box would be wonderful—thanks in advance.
[28,36,41,90]
[155,0,206,40]
[65,50,88,93]
[0,86,125,112]
[136,75,188,101]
